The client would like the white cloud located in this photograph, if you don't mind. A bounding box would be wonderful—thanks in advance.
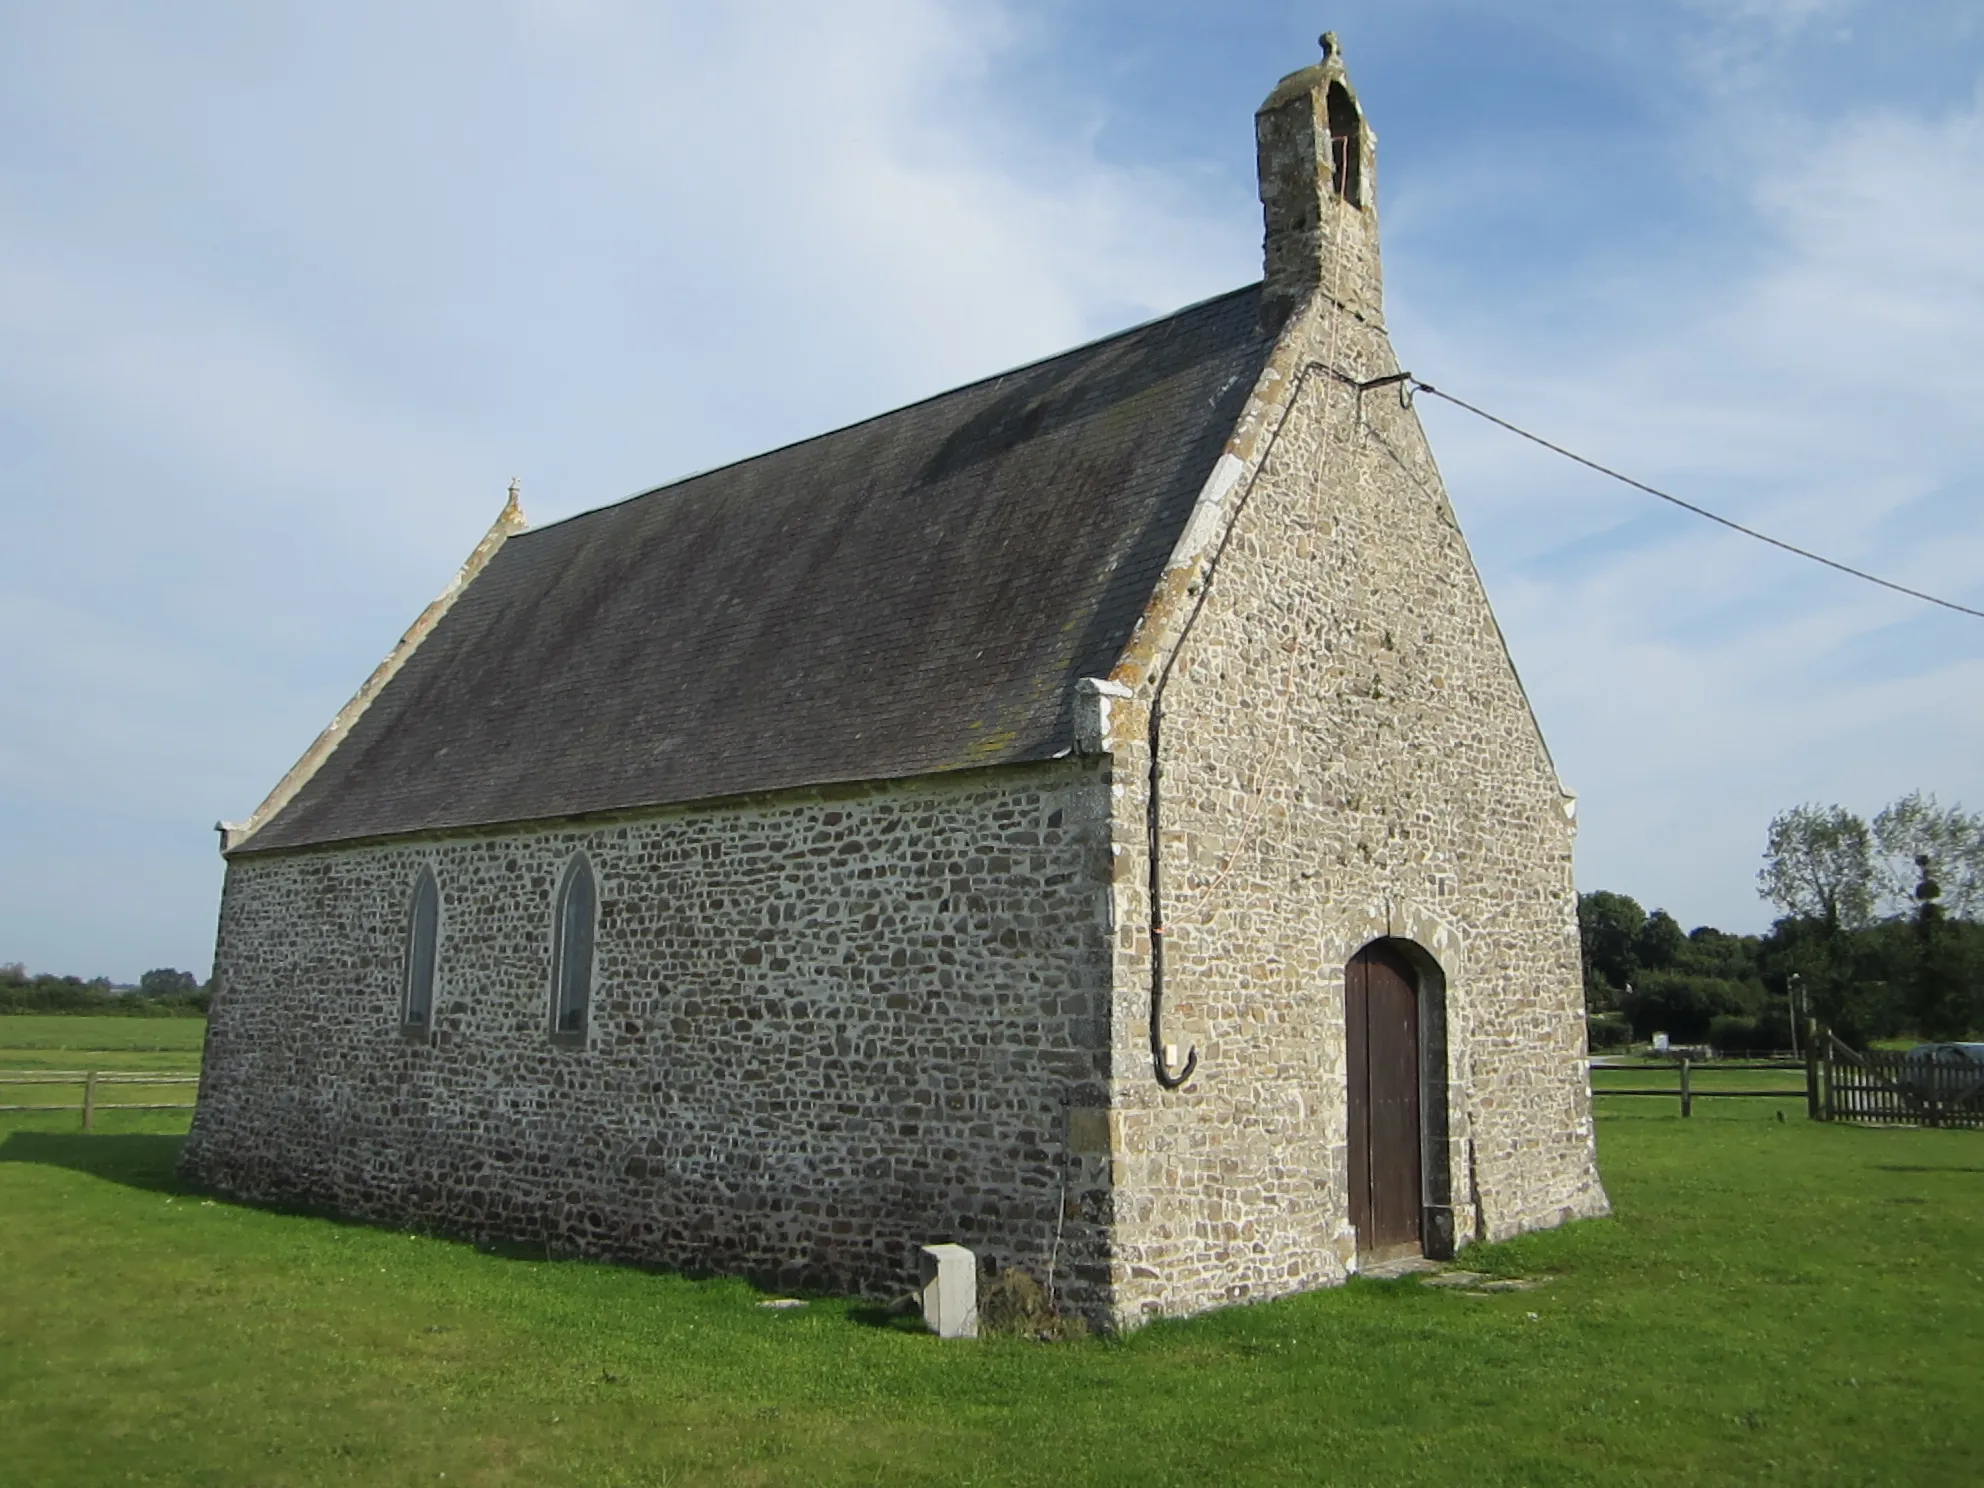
[490,0,1245,433]
[0,0,1976,978]
[1407,85,1984,929]
[0,0,1245,979]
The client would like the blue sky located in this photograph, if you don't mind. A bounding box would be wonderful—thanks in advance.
[3,0,1980,980]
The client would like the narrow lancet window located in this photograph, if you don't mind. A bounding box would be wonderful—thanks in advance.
[551,854,596,1041]
[403,867,440,1032]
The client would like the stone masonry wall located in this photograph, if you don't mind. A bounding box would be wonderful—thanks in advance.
[184,63,1607,1334]
[182,758,1119,1315]
[1096,251,1609,1324]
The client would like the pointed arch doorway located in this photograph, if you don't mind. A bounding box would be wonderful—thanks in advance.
[1345,939,1445,1263]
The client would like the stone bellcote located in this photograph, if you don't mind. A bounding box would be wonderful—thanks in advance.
[1256,33,1382,330]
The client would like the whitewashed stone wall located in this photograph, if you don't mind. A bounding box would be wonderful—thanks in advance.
[183,759,1120,1315]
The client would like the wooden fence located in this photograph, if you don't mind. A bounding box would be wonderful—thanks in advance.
[14,1039,1979,1132]
[1590,1058,1808,1117]
[1593,1028,1984,1130]
[0,1070,200,1129]
[1811,1031,1984,1130]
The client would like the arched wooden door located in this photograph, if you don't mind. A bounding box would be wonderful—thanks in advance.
[1345,941,1422,1260]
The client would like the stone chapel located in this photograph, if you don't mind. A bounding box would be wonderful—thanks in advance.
[183,40,1608,1329]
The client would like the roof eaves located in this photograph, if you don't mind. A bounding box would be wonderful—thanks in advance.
[227,746,1080,858]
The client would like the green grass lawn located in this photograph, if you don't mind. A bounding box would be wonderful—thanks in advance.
[2,1024,1980,1486]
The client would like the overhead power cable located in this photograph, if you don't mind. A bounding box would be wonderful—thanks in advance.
[1372,374,1984,623]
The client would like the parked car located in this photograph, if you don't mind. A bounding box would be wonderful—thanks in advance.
[1903,1042,1984,1065]
[1900,1043,1984,1107]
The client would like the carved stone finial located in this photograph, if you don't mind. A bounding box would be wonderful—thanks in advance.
[502,477,524,525]
[1320,31,1339,62]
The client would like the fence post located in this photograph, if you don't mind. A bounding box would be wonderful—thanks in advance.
[1804,1023,1821,1121]
[1679,1057,1692,1119]
[82,1070,98,1131]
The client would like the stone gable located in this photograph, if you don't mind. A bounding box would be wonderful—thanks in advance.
[1096,289,1607,1323]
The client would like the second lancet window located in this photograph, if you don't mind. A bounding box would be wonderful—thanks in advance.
[403,866,440,1031]
[551,854,596,1041]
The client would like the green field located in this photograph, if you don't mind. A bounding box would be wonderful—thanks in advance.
[2,1022,1980,1486]
[0,1013,207,1057]
[0,1017,206,1118]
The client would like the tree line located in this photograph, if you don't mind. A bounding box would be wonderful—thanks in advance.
[0,963,211,1017]
[1580,792,1984,1050]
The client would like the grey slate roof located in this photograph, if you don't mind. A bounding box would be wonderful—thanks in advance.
[242,284,1272,854]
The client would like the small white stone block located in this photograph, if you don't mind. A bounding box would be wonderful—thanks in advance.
[918,1243,978,1339]
[1072,676,1134,756]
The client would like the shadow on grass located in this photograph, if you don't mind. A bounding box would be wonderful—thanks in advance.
[0,1130,192,1194]
[1873,1163,1984,1174]
[1,1129,954,1335]
[845,1299,931,1333]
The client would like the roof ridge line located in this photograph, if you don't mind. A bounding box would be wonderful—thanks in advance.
[518,282,1264,537]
